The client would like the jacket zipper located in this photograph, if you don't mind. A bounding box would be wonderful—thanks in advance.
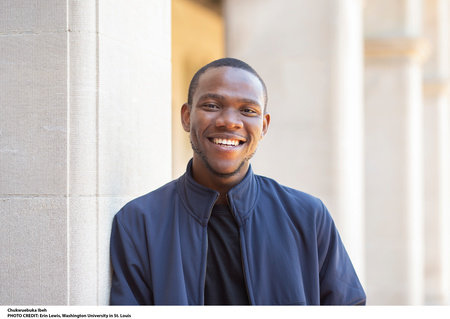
[226,194,252,305]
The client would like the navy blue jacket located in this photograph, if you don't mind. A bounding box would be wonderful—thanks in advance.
[110,161,366,305]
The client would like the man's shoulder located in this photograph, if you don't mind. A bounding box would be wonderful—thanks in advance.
[254,174,333,229]
[255,174,324,209]
[115,178,179,221]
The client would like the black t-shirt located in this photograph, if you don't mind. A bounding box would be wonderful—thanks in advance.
[204,204,250,305]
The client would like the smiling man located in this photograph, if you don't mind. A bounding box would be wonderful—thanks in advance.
[109,58,366,305]
[181,63,270,205]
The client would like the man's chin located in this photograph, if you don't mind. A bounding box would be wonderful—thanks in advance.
[191,140,251,179]
[204,160,247,179]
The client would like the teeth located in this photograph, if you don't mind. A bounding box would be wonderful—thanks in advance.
[213,138,240,146]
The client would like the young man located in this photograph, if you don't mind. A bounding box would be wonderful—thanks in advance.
[109,58,366,305]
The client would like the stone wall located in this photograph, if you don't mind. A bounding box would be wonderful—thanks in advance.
[0,0,172,305]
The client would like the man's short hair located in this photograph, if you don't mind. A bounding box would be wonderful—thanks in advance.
[187,57,268,112]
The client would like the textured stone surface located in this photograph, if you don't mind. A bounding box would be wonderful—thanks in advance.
[68,26,98,197]
[0,0,68,306]
[68,197,98,305]
[67,195,134,305]
[0,33,67,195]
[68,0,171,305]
[0,197,67,305]
[0,0,66,33]
[1,0,171,306]
[100,0,170,58]
[98,36,171,196]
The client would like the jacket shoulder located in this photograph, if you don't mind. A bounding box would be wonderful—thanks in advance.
[254,174,334,231]
[114,179,178,225]
[255,174,325,211]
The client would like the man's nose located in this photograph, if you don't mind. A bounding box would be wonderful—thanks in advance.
[215,108,243,129]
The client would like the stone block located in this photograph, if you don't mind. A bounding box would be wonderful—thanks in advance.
[0,33,67,195]
[0,0,66,33]
[68,197,98,305]
[68,0,96,33]
[68,32,97,196]
[0,197,67,305]
[99,0,170,58]
[67,195,132,305]
[97,36,172,197]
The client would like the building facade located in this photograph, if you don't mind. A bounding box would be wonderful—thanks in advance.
[1,0,449,305]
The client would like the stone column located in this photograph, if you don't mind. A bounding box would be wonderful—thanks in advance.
[364,0,426,305]
[224,0,365,280]
[0,0,69,305]
[422,0,450,305]
[0,0,171,305]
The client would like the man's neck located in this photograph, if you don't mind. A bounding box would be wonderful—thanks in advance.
[190,159,249,202]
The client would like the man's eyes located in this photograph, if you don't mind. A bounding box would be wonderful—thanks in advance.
[202,103,219,110]
[241,107,258,115]
[200,104,259,115]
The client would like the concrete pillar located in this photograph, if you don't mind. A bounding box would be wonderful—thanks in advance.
[224,0,365,280]
[364,0,426,305]
[0,0,171,305]
[0,0,69,305]
[422,0,450,305]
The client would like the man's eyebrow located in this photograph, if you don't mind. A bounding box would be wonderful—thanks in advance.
[199,93,261,106]
[237,98,261,107]
[198,93,225,101]
[197,93,262,108]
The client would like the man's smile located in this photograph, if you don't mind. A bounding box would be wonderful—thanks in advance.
[181,66,270,181]
[208,137,245,147]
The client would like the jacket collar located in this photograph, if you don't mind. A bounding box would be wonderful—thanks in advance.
[176,159,259,227]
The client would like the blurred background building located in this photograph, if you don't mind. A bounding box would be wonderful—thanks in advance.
[1,0,449,305]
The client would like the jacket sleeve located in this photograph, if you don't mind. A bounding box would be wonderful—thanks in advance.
[109,212,153,305]
[316,201,366,305]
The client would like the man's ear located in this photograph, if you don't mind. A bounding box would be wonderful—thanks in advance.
[261,112,271,137]
[181,103,191,132]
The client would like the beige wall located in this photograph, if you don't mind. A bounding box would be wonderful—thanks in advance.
[0,0,69,304]
[0,0,172,305]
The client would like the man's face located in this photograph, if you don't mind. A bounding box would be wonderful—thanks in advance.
[181,66,270,178]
